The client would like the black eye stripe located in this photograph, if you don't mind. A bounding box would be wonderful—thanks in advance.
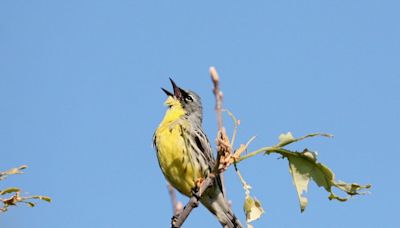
[186,95,193,101]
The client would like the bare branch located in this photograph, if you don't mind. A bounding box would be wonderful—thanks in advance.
[167,183,183,216]
[210,66,223,130]
[171,174,216,228]
[0,165,27,181]
[223,109,240,148]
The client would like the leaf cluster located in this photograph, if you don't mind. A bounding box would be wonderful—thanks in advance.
[223,112,371,227]
[0,165,51,212]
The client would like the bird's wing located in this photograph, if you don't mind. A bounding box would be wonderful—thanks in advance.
[192,127,225,195]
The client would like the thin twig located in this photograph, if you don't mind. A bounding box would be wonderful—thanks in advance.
[168,184,178,215]
[232,136,257,160]
[210,66,223,130]
[236,132,333,163]
[223,109,239,148]
[234,168,251,195]
[167,184,182,216]
[171,174,216,228]
[236,146,275,163]
[0,165,27,181]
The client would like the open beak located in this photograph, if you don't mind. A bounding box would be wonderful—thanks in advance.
[161,88,173,97]
[170,78,183,100]
[161,78,183,100]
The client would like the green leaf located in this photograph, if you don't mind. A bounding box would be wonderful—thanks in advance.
[288,157,310,212]
[30,196,52,203]
[278,132,295,147]
[277,132,333,147]
[243,195,265,223]
[0,187,20,195]
[267,144,371,212]
[26,202,36,207]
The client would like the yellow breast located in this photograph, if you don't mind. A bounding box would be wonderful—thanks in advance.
[154,97,200,196]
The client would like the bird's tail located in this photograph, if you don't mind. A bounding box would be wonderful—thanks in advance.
[201,191,243,228]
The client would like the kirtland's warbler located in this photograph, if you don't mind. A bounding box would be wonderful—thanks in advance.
[153,79,242,228]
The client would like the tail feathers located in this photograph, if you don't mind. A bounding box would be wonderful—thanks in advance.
[221,207,242,228]
[201,193,243,228]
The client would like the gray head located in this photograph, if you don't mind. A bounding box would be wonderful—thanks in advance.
[162,78,203,123]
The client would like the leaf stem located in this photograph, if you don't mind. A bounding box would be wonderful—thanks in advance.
[236,147,275,163]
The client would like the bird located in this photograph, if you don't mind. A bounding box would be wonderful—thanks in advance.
[153,78,243,228]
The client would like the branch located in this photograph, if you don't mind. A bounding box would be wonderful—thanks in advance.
[236,132,333,163]
[0,165,27,181]
[168,183,183,216]
[210,66,224,130]
[223,109,240,148]
[171,67,233,228]
[171,174,217,228]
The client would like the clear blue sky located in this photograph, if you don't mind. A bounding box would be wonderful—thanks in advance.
[1,1,399,227]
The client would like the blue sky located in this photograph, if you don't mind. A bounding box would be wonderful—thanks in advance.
[1,1,399,227]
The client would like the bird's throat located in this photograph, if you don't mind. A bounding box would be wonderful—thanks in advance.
[161,97,186,125]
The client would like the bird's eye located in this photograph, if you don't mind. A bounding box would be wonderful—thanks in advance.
[186,95,193,102]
